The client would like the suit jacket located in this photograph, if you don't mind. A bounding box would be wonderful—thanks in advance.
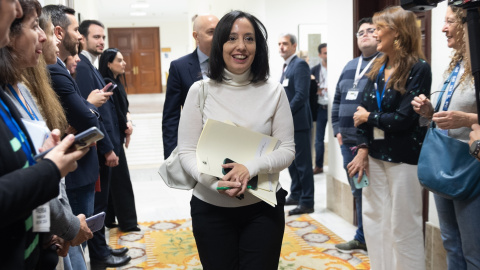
[311,63,321,83]
[162,49,202,159]
[76,53,120,154]
[48,58,100,189]
[283,55,312,131]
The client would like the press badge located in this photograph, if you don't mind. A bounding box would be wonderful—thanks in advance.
[373,127,385,140]
[33,202,50,232]
[282,79,289,87]
[346,88,359,100]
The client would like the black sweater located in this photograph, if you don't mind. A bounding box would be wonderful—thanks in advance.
[357,60,432,165]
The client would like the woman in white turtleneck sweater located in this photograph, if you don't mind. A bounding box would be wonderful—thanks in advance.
[178,10,295,270]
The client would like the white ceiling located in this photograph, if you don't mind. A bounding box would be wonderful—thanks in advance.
[97,0,189,22]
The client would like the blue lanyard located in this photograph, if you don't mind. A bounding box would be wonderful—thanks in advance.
[375,63,391,112]
[441,63,461,111]
[7,84,39,121]
[0,97,36,165]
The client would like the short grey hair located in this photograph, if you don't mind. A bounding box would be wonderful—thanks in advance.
[280,33,297,45]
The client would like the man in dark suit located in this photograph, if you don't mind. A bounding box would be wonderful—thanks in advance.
[43,5,115,269]
[311,43,328,174]
[162,14,218,159]
[278,33,315,215]
[75,19,131,268]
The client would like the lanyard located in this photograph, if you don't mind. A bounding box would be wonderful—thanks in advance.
[375,63,391,112]
[441,63,461,111]
[434,62,460,112]
[7,84,39,121]
[353,54,378,89]
[0,97,36,165]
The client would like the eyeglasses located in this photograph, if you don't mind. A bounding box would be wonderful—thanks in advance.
[356,28,375,38]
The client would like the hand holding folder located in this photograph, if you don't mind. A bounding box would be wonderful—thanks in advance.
[196,119,281,206]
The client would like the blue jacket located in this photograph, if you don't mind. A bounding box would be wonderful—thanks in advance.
[76,53,121,155]
[48,58,100,189]
[162,49,202,159]
[283,56,312,131]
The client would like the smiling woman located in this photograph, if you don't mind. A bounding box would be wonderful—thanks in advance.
[348,5,432,270]
[178,10,295,270]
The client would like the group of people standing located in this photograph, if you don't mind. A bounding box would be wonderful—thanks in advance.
[0,1,139,269]
[163,4,480,270]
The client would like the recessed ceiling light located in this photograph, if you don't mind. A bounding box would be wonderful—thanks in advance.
[130,11,147,16]
[131,3,149,8]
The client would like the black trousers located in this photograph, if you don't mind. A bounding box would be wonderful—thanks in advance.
[190,189,287,270]
[88,154,112,260]
[105,145,138,230]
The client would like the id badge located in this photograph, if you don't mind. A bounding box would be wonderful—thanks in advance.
[282,79,289,87]
[373,127,385,140]
[32,203,50,232]
[346,88,359,100]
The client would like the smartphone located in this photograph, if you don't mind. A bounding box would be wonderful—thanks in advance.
[353,173,369,189]
[71,127,104,150]
[86,212,106,232]
[105,83,117,92]
[33,127,104,161]
[222,158,258,190]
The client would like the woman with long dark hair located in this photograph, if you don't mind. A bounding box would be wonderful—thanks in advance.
[98,48,139,232]
[348,6,432,269]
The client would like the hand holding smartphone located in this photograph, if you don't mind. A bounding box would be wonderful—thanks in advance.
[353,172,369,189]
[86,212,106,232]
[34,127,104,161]
[105,83,117,92]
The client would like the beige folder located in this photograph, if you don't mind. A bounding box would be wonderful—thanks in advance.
[196,119,281,206]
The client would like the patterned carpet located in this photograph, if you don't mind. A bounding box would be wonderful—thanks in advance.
[108,214,370,269]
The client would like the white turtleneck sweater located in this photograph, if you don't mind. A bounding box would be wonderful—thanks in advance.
[178,69,295,207]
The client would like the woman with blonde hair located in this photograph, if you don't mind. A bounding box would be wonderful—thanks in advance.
[412,5,479,269]
[348,6,432,269]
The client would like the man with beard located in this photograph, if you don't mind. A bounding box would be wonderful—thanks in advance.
[42,5,113,270]
[75,19,131,268]
[331,18,379,254]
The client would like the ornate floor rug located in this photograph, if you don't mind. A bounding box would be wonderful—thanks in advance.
[108,214,370,269]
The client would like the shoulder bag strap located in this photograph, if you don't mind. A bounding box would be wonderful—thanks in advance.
[198,80,208,116]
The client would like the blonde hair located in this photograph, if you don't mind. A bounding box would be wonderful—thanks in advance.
[446,6,472,85]
[22,57,68,135]
[367,6,426,93]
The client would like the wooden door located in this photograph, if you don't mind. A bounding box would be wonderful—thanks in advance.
[353,0,431,63]
[108,27,162,94]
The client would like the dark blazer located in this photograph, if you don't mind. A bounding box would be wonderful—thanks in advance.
[76,53,120,154]
[310,63,321,83]
[162,49,202,159]
[48,58,100,189]
[283,55,312,131]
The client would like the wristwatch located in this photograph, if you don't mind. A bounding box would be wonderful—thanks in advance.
[469,140,480,160]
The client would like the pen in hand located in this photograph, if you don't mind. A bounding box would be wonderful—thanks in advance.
[216,185,253,190]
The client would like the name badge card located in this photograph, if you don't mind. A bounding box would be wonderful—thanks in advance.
[282,79,289,87]
[346,88,359,100]
[373,127,385,140]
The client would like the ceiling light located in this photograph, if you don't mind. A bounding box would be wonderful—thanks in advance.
[131,3,150,8]
[130,11,147,16]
